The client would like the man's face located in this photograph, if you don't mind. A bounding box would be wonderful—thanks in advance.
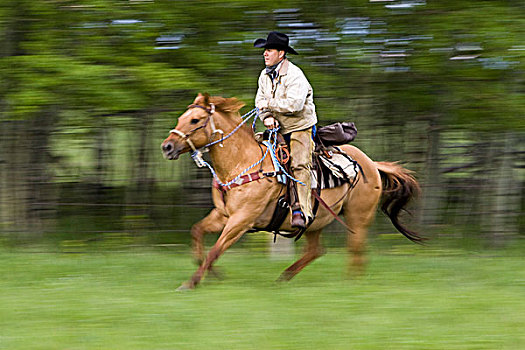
[263,49,285,67]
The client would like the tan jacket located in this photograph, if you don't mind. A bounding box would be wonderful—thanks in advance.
[255,59,317,134]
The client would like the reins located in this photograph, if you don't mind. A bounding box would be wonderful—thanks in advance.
[199,130,275,188]
[170,105,273,188]
[170,104,309,192]
[170,105,258,152]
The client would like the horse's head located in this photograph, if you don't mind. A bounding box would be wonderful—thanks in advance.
[161,93,245,160]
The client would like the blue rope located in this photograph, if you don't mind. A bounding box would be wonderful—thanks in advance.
[267,129,306,186]
[198,128,278,188]
[252,108,259,131]
[204,108,258,148]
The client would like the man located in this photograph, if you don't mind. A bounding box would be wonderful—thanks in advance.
[254,31,318,229]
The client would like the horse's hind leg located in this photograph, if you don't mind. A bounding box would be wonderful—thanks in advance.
[277,230,324,282]
[191,208,227,265]
[343,198,379,276]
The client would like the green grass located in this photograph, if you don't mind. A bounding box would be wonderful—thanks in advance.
[1,242,524,350]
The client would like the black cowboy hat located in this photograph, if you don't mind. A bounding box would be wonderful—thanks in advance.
[253,31,298,55]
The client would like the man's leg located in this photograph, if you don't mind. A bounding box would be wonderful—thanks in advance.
[289,129,314,226]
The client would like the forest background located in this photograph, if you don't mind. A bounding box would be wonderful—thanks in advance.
[0,0,523,248]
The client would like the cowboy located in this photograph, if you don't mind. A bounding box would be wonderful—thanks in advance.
[254,31,318,229]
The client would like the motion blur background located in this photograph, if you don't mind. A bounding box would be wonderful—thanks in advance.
[0,0,523,249]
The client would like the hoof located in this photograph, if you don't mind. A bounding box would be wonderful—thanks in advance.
[176,282,194,292]
[276,272,293,282]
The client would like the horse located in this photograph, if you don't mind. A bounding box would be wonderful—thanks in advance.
[161,93,423,290]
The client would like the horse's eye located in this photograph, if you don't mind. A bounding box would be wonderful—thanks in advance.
[190,118,199,124]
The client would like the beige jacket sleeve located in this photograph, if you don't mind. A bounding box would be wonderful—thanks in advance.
[255,71,268,112]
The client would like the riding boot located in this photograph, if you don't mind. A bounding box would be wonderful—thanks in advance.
[289,183,306,229]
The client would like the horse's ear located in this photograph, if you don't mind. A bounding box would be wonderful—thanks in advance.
[194,92,211,106]
[193,93,204,105]
[203,93,210,106]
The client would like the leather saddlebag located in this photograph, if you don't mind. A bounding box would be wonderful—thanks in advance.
[316,122,357,146]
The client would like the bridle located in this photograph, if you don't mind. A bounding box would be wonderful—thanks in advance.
[167,104,258,171]
[169,103,224,152]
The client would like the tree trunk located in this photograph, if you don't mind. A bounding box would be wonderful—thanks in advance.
[25,109,57,236]
[489,132,519,245]
[420,118,443,227]
[124,112,154,236]
[2,121,31,234]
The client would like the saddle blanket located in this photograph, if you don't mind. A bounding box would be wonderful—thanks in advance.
[312,150,359,189]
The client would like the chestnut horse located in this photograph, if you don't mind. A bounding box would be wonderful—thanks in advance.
[161,94,422,290]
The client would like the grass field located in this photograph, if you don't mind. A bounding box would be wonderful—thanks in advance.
[1,240,524,350]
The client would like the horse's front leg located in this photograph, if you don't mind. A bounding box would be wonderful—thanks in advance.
[179,213,255,290]
[191,208,227,265]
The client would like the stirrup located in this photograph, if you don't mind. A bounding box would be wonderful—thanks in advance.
[291,211,306,229]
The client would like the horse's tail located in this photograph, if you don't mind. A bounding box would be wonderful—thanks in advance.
[375,161,425,243]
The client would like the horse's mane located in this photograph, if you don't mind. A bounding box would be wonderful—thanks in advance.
[192,93,253,136]
[194,93,245,114]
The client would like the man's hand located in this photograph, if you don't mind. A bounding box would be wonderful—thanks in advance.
[259,108,279,129]
[263,116,279,129]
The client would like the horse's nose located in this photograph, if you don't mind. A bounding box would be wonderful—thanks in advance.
[162,141,173,153]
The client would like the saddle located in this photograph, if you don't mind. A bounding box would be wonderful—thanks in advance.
[258,122,362,241]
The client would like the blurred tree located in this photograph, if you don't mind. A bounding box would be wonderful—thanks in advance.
[0,0,522,240]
